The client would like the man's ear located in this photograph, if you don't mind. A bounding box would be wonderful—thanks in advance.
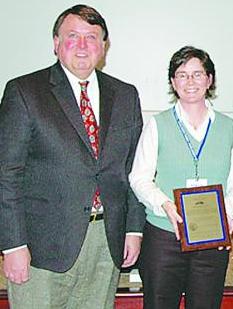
[53,36,59,55]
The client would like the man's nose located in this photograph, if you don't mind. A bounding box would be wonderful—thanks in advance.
[77,36,87,49]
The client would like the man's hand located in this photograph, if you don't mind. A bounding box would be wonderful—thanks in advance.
[3,247,31,284]
[121,235,142,268]
[162,201,183,240]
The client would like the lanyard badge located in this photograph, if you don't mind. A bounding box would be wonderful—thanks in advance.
[173,106,211,182]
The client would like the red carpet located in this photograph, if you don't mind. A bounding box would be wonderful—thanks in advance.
[0,300,8,309]
[114,294,184,309]
[1,290,233,308]
[115,294,143,308]
[114,292,233,309]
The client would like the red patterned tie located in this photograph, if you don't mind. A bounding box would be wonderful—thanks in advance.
[79,81,101,210]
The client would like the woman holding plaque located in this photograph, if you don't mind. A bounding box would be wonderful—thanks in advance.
[129,45,233,309]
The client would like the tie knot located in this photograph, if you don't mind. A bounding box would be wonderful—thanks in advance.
[79,81,89,92]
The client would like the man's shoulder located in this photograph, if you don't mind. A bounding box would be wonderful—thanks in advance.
[96,70,137,92]
[6,63,57,87]
[10,66,52,82]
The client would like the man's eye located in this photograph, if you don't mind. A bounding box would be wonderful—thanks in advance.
[68,33,78,39]
[86,34,97,40]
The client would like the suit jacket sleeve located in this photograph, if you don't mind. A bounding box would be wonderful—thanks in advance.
[125,87,145,233]
[0,80,30,250]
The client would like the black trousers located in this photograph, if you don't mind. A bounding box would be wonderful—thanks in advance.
[139,222,229,309]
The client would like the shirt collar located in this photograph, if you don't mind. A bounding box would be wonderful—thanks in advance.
[175,100,215,123]
[60,63,97,90]
[59,64,100,124]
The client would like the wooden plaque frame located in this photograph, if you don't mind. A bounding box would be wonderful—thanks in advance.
[173,184,231,252]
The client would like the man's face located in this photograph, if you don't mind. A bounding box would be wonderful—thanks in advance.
[54,14,106,79]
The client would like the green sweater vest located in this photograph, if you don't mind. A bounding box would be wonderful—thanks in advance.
[146,108,233,232]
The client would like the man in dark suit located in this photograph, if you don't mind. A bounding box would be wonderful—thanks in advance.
[0,4,145,309]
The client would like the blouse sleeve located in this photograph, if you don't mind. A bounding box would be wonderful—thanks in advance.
[225,148,233,219]
[129,116,172,216]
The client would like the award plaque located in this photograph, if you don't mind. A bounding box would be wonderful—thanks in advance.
[173,184,231,252]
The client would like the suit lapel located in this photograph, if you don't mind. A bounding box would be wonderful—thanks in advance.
[97,71,115,154]
[49,62,94,156]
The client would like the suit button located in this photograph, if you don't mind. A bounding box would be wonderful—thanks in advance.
[84,206,91,213]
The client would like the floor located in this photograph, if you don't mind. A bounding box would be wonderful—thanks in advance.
[1,290,233,308]
[115,292,233,309]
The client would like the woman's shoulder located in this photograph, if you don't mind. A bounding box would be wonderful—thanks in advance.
[153,107,174,121]
[153,108,172,118]
[214,110,233,125]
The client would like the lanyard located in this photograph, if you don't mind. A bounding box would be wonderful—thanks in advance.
[172,106,211,181]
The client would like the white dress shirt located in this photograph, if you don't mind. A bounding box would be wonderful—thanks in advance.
[62,65,100,125]
[129,101,233,220]
[62,65,104,214]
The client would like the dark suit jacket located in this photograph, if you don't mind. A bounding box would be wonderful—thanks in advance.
[0,62,145,272]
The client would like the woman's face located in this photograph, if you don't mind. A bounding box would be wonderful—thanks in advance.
[171,57,212,105]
